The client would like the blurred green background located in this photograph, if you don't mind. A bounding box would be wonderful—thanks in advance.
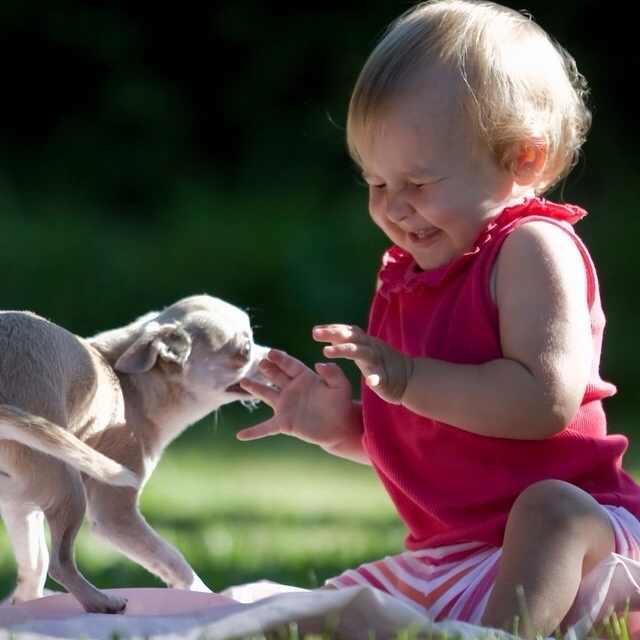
[0,0,639,598]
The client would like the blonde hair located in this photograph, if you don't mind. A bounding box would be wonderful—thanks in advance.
[347,0,591,194]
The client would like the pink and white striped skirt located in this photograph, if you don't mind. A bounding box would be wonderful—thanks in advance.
[325,506,640,626]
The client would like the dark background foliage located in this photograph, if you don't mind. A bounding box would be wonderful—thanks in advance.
[0,1,638,429]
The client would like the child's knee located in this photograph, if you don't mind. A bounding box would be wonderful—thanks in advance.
[508,479,614,555]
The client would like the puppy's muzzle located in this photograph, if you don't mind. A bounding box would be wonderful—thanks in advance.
[225,344,271,396]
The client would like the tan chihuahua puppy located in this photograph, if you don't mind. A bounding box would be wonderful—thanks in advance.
[0,294,267,613]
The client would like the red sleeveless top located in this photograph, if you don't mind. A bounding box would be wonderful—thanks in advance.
[363,198,640,550]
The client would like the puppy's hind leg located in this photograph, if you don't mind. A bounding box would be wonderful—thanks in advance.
[44,468,127,613]
[0,502,49,604]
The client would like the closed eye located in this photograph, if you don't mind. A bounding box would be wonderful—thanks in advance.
[361,172,385,190]
[412,177,447,189]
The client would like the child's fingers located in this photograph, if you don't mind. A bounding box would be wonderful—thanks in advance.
[322,342,376,362]
[314,326,390,391]
[236,418,281,441]
[239,379,279,407]
[257,359,291,390]
[314,362,350,390]
[267,349,309,379]
[312,324,366,344]
[321,343,385,389]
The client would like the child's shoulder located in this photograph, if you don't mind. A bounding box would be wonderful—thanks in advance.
[493,218,590,308]
[500,218,582,265]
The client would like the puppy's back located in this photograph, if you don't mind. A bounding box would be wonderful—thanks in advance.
[0,312,138,489]
[0,311,97,424]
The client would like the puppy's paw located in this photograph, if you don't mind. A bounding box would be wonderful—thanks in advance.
[83,592,128,614]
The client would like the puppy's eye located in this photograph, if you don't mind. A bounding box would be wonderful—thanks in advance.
[239,341,252,362]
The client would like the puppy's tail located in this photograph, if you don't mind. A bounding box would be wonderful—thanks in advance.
[0,405,139,489]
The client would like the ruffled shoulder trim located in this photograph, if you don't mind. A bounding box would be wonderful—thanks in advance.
[378,197,587,297]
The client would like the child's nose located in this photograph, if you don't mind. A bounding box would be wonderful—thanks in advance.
[384,189,412,223]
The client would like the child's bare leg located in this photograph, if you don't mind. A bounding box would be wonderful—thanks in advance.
[481,479,614,638]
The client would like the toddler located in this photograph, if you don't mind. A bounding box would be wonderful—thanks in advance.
[238,1,640,636]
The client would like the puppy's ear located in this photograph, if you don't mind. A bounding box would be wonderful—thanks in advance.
[115,321,192,374]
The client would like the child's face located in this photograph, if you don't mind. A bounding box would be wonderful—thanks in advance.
[355,76,521,270]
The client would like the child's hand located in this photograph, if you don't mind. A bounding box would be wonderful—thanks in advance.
[236,349,357,449]
[313,324,413,404]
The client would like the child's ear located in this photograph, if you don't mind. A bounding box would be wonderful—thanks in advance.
[512,141,547,187]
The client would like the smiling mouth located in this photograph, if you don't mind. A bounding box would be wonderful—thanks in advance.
[410,228,440,244]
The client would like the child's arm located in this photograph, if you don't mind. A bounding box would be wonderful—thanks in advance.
[237,349,369,464]
[315,222,593,440]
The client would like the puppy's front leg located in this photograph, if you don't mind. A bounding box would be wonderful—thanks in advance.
[87,485,211,592]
